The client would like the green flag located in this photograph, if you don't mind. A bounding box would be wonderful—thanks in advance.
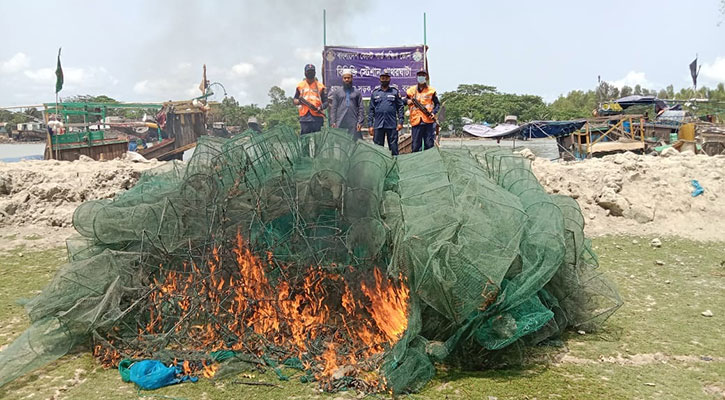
[55,48,63,93]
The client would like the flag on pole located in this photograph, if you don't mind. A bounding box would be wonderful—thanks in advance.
[689,57,699,88]
[55,48,63,93]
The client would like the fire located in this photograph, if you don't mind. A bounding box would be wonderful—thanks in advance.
[361,268,410,342]
[201,361,219,378]
[96,231,410,391]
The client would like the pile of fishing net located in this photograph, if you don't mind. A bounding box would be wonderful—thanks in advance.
[0,127,621,393]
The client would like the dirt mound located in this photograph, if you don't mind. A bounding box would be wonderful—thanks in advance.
[532,152,725,241]
[0,157,162,229]
[2,151,724,243]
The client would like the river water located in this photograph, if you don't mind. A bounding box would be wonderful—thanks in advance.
[0,138,559,163]
[438,138,559,159]
[0,143,195,163]
[0,143,45,162]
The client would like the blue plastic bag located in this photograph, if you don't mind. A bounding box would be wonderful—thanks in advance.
[691,180,704,197]
[128,359,203,390]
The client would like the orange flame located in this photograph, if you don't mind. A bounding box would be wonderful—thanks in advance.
[127,231,409,389]
[361,268,410,342]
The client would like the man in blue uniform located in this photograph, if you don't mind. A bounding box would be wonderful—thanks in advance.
[368,72,404,155]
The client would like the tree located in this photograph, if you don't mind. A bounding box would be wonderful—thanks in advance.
[665,85,675,99]
[440,85,548,133]
[262,86,298,131]
[217,96,245,126]
[23,107,42,120]
[268,86,289,106]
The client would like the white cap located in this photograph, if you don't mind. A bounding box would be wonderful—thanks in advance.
[341,68,353,77]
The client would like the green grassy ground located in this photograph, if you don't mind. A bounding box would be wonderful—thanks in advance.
[0,236,723,399]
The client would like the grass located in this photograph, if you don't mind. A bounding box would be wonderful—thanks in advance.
[0,236,723,399]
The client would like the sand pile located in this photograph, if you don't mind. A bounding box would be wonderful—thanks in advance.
[0,155,162,229]
[532,152,725,241]
[1,150,723,248]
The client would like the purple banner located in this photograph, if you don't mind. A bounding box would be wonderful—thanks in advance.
[322,45,427,99]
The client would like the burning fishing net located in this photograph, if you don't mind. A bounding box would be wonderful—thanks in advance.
[0,127,621,393]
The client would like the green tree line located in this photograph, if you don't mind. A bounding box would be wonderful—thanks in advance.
[3,82,724,134]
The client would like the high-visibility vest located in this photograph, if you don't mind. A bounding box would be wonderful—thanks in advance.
[297,80,325,117]
[406,85,436,126]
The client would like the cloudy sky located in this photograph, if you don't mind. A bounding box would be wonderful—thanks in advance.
[1,0,723,107]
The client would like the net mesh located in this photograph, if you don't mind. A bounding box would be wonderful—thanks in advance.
[0,127,621,393]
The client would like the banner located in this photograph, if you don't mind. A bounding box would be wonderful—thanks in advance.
[322,45,427,98]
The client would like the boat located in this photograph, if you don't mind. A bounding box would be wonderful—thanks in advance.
[43,101,162,161]
[43,98,209,161]
[462,123,523,138]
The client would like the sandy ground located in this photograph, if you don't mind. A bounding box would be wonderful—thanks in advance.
[0,155,162,251]
[531,151,725,241]
[1,151,723,252]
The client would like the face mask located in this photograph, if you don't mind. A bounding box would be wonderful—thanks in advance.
[305,71,315,79]
[380,81,390,88]
[417,76,427,84]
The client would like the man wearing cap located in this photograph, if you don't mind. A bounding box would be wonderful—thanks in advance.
[406,70,440,152]
[293,64,328,134]
[368,72,404,155]
[329,69,364,140]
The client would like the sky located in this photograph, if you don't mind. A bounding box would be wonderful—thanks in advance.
[1,0,724,107]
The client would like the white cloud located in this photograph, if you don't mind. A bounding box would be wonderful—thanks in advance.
[294,47,321,64]
[133,77,202,101]
[133,79,180,96]
[611,71,655,89]
[700,57,725,83]
[24,67,55,84]
[133,80,151,94]
[231,62,255,77]
[0,53,30,74]
[23,66,117,89]
[186,84,203,97]
[251,55,270,65]
[279,77,299,96]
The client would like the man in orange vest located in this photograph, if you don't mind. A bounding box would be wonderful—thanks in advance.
[293,64,328,135]
[406,70,440,152]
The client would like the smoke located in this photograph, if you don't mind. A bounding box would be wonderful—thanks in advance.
[0,1,372,106]
[130,1,372,104]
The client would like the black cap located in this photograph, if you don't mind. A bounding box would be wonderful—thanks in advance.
[379,71,391,77]
[304,64,315,72]
[416,70,428,76]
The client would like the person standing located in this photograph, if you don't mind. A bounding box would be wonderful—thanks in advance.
[368,72,404,155]
[406,70,440,152]
[293,64,328,134]
[329,69,364,140]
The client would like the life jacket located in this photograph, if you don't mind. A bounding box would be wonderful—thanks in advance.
[297,80,325,117]
[406,85,436,126]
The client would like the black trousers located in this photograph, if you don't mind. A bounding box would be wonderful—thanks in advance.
[300,118,324,135]
[373,128,399,155]
[411,122,436,152]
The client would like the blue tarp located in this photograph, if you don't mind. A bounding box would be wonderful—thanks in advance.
[519,120,587,139]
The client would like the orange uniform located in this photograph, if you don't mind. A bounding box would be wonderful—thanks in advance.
[406,85,437,126]
[296,80,326,118]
